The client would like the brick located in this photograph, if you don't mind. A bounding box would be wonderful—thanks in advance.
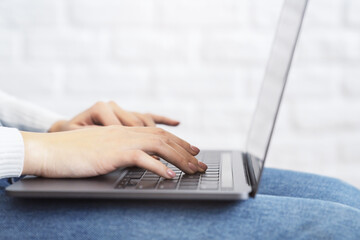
[289,100,360,131]
[286,63,342,99]
[343,65,360,97]
[345,0,360,27]
[43,96,108,118]
[304,0,343,27]
[0,63,55,97]
[153,65,248,100]
[295,29,360,62]
[201,30,272,64]
[113,30,189,64]
[64,64,151,98]
[198,103,252,133]
[25,29,107,61]
[191,132,244,150]
[0,0,58,27]
[69,0,154,27]
[0,30,19,61]
[248,0,283,28]
[338,134,360,164]
[157,0,247,28]
[250,0,343,29]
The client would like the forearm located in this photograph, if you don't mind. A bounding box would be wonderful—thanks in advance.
[0,90,64,132]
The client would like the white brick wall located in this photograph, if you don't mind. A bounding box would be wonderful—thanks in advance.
[0,0,360,188]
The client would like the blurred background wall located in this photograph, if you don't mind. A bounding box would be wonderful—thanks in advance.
[0,0,359,187]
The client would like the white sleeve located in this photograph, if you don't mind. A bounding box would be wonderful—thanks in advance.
[0,127,24,178]
[0,90,64,132]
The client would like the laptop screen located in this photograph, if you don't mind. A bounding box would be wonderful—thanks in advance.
[245,0,308,196]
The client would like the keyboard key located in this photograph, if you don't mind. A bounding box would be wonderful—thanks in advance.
[179,185,198,190]
[142,174,160,178]
[203,172,219,175]
[128,167,145,173]
[182,175,200,179]
[202,174,219,179]
[201,176,219,180]
[142,173,160,180]
[126,172,144,179]
[200,180,219,188]
[201,178,218,182]
[159,179,178,183]
[136,181,159,189]
[206,166,219,170]
[179,181,199,186]
[143,173,159,177]
[125,179,140,189]
[180,178,199,182]
[201,180,219,186]
[116,177,130,188]
[141,177,159,180]
[158,180,178,189]
[200,184,219,190]
[171,175,181,180]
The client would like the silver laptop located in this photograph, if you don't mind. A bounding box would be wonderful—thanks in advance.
[6,0,308,200]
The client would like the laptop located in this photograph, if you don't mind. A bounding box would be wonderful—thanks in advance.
[6,0,308,200]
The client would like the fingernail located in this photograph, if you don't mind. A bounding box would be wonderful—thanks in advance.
[188,162,198,172]
[166,169,176,178]
[198,161,208,171]
[190,145,200,153]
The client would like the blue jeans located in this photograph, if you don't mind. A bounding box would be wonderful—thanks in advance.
[0,168,359,239]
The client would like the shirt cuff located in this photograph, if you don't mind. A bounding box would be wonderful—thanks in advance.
[0,127,24,178]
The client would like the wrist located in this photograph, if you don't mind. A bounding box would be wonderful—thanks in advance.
[20,131,46,176]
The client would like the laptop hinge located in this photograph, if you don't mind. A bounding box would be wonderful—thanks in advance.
[242,152,257,196]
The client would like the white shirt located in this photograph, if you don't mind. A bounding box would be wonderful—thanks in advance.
[0,90,63,178]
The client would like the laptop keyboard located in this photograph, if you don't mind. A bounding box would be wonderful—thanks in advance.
[115,152,225,191]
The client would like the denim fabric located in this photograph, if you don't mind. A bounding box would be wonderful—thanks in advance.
[0,168,359,240]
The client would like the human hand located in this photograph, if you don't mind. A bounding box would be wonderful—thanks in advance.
[49,101,179,132]
[21,126,207,178]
